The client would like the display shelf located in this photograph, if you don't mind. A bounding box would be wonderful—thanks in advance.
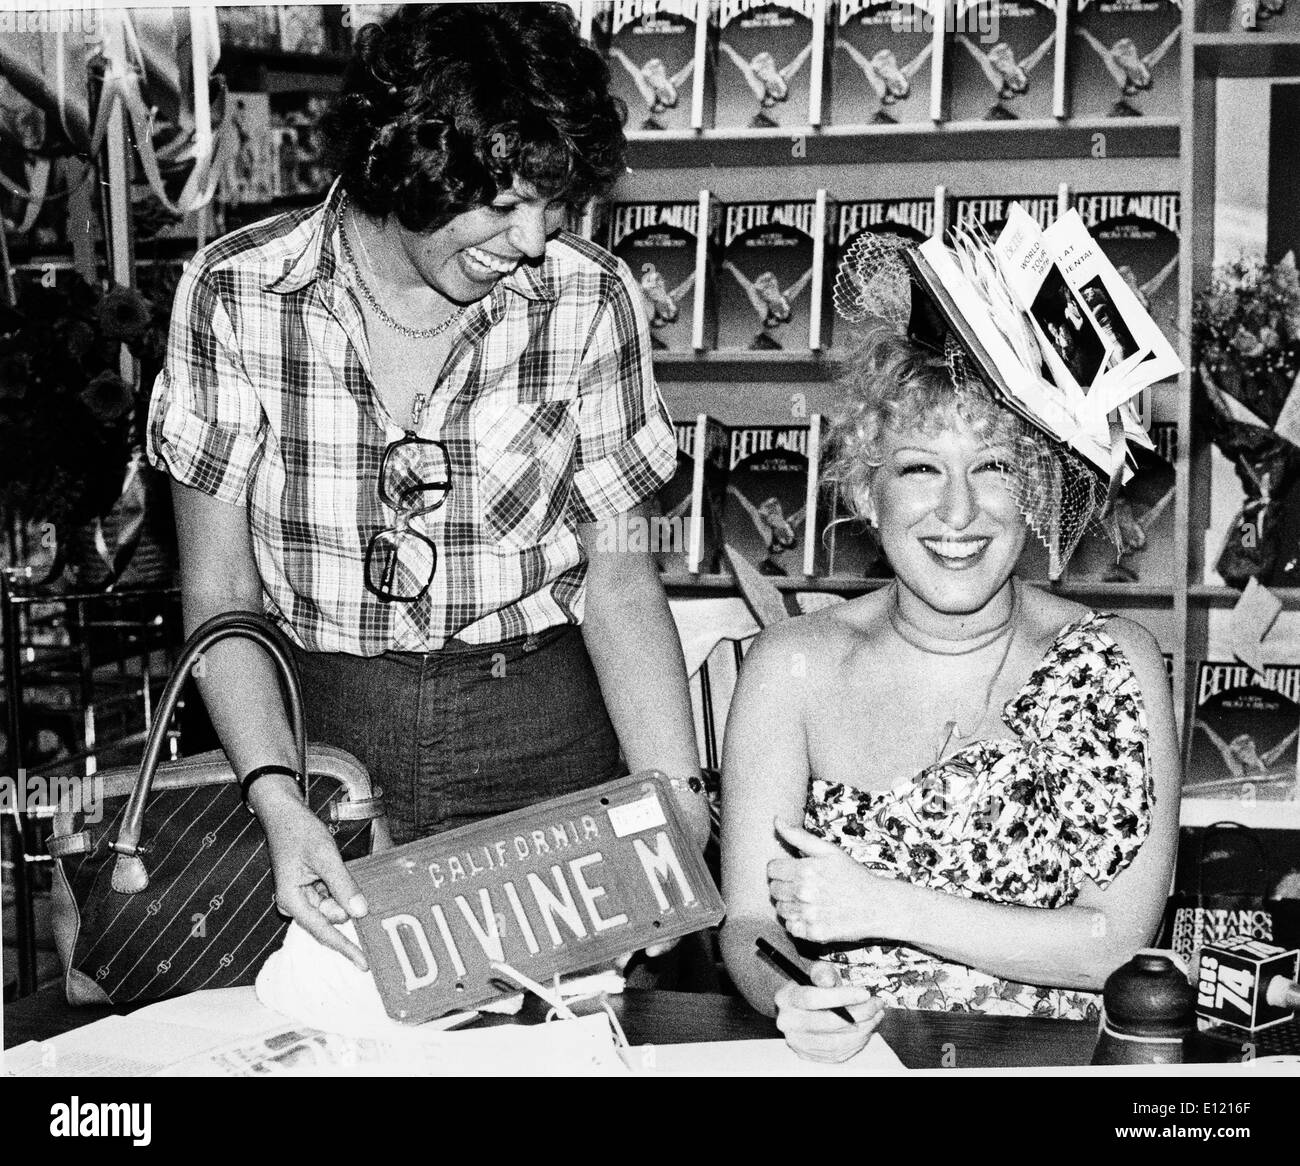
[626,119,1180,170]
[1193,32,1300,79]
[1188,584,1300,609]
[1178,796,1300,830]
[653,351,837,382]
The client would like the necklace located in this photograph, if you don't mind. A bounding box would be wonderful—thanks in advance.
[338,195,466,341]
[887,581,1018,656]
[889,581,1020,762]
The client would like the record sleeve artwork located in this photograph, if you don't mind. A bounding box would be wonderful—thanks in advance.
[723,425,813,575]
[607,199,716,351]
[948,0,1059,121]
[831,1,936,126]
[715,0,821,128]
[1186,663,1300,801]
[718,200,823,350]
[598,0,713,131]
[1071,0,1181,120]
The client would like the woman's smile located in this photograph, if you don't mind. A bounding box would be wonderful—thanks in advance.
[461,245,521,278]
[919,535,993,568]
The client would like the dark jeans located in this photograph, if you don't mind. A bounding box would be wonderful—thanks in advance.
[294,626,623,845]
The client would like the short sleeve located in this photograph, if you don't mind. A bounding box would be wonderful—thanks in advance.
[860,614,1154,908]
[1004,615,1154,890]
[569,260,676,523]
[146,261,265,506]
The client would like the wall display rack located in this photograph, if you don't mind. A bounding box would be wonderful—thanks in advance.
[604,4,1300,832]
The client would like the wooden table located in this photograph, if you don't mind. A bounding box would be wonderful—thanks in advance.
[611,990,1109,1068]
[0,984,1144,1069]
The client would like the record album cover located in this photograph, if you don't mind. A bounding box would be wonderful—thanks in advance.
[949,192,1061,239]
[1069,0,1181,119]
[1186,662,1300,801]
[717,197,832,350]
[715,0,828,128]
[946,0,1061,122]
[607,195,718,351]
[830,0,939,125]
[812,482,893,577]
[1072,190,1180,344]
[724,424,816,575]
[830,195,938,347]
[594,0,715,131]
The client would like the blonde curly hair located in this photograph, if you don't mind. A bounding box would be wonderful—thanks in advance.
[823,325,1029,519]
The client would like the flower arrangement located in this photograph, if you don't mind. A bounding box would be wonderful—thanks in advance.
[1193,252,1300,588]
[0,274,168,548]
[1193,252,1300,423]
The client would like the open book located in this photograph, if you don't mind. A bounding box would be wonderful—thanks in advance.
[908,204,1182,477]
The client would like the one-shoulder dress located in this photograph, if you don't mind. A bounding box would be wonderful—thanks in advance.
[803,611,1153,1020]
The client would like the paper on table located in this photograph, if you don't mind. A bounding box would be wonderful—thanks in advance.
[628,1033,906,1077]
[5,1015,233,1077]
[158,1012,630,1077]
[7,997,630,1077]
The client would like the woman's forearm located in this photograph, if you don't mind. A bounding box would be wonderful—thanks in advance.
[172,482,300,809]
[581,546,710,849]
[886,879,1139,991]
[181,588,299,779]
[719,916,804,1019]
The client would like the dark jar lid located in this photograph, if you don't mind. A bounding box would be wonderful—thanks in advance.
[1103,951,1195,1037]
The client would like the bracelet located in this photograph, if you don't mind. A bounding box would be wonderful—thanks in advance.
[666,771,707,797]
[239,764,301,812]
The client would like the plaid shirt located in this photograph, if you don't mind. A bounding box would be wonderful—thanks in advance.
[147,181,676,654]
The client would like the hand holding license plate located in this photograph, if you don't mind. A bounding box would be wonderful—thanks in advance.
[347,772,724,1022]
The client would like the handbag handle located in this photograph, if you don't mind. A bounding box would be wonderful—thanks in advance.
[1194,820,1272,905]
[109,611,308,893]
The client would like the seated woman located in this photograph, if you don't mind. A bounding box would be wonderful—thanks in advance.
[719,244,1180,1063]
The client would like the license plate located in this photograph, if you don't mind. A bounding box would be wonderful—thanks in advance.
[348,771,723,1022]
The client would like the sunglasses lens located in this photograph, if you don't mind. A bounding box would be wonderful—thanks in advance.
[383,440,450,511]
[366,528,436,601]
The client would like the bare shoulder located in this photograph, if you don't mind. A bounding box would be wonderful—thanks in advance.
[739,592,890,684]
[1098,614,1167,683]
[1020,585,1165,682]
[1016,584,1091,653]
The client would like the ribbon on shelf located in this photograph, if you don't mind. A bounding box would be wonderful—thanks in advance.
[0,6,231,232]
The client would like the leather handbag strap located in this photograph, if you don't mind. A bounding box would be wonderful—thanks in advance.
[109,612,308,892]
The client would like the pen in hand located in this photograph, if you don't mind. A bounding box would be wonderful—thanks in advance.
[755,937,857,1025]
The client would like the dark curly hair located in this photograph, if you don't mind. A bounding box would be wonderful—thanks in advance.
[322,3,628,232]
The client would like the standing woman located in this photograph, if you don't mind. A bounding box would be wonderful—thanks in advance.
[147,4,707,967]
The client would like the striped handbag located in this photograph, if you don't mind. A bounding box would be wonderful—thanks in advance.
[46,612,388,1005]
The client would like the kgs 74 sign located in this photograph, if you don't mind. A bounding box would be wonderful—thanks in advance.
[348,773,724,1022]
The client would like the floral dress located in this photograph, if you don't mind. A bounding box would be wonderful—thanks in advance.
[803,612,1152,1020]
